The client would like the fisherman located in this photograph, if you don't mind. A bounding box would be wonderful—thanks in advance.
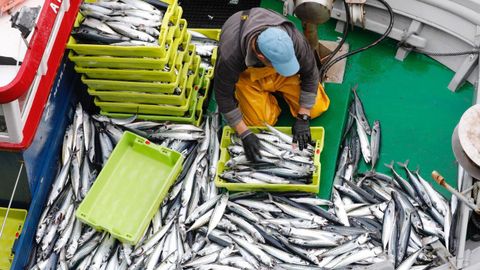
[214,7,330,161]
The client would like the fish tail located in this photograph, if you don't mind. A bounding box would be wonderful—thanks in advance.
[396,160,409,168]
[384,161,394,170]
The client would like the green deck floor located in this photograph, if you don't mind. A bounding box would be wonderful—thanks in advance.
[261,0,474,199]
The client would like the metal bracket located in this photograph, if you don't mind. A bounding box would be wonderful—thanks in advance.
[448,53,478,92]
[395,20,423,61]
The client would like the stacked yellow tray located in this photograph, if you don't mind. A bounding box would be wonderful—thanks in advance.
[67,0,218,124]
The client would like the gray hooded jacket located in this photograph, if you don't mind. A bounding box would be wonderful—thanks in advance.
[213,7,319,126]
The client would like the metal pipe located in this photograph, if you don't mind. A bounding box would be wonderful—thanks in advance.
[432,170,479,212]
[456,172,472,268]
[303,22,320,50]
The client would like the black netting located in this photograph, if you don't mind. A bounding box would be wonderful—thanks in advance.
[179,0,261,28]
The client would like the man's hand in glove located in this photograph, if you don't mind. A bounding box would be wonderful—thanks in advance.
[240,130,262,162]
[292,114,311,151]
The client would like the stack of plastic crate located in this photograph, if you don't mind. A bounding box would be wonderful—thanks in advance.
[67,0,214,125]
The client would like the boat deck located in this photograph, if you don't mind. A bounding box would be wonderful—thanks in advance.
[262,0,473,199]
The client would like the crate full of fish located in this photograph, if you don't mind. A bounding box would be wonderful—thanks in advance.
[189,28,220,74]
[68,19,189,70]
[74,42,188,82]
[76,131,184,244]
[66,0,183,58]
[215,126,324,193]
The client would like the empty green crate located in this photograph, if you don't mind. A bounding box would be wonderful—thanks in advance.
[88,60,191,105]
[76,132,184,244]
[81,75,181,94]
[215,126,324,193]
[94,87,196,116]
[100,71,209,126]
[93,52,200,115]
[67,0,182,58]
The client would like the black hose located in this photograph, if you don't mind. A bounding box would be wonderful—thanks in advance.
[320,0,395,81]
[319,0,351,79]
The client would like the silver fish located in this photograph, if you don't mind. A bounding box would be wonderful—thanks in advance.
[382,199,395,251]
[230,235,275,267]
[352,85,371,135]
[106,21,157,43]
[370,120,381,169]
[207,193,229,236]
[352,113,371,163]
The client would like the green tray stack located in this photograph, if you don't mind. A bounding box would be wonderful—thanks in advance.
[67,0,219,125]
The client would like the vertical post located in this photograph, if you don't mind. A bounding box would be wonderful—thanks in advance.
[456,171,473,268]
[2,101,23,143]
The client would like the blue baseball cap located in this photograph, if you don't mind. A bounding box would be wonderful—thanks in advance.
[257,27,299,77]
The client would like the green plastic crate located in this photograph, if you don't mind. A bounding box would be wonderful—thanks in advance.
[215,126,324,193]
[0,208,27,270]
[88,66,189,105]
[67,0,181,58]
[79,43,195,93]
[81,74,181,94]
[93,55,200,115]
[189,28,220,69]
[68,19,188,70]
[100,70,210,126]
[76,132,183,244]
[86,46,198,105]
[76,50,183,82]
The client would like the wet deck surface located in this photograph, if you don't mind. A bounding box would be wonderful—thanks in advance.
[262,0,473,199]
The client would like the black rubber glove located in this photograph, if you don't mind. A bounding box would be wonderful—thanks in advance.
[292,116,311,151]
[240,130,262,162]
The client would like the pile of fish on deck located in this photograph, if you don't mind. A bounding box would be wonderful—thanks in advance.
[29,87,452,270]
[331,86,452,268]
[73,1,167,46]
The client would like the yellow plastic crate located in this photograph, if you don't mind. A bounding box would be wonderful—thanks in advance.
[88,76,189,105]
[99,69,209,126]
[76,132,184,245]
[75,51,182,82]
[79,43,194,93]
[68,19,189,70]
[215,126,324,193]
[0,208,27,270]
[67,0,182,58]
[93,51,200,115]
[188,28,221,81]
[88,50,198,105]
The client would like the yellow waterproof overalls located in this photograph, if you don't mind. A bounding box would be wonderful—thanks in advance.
[235,66,330,126]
